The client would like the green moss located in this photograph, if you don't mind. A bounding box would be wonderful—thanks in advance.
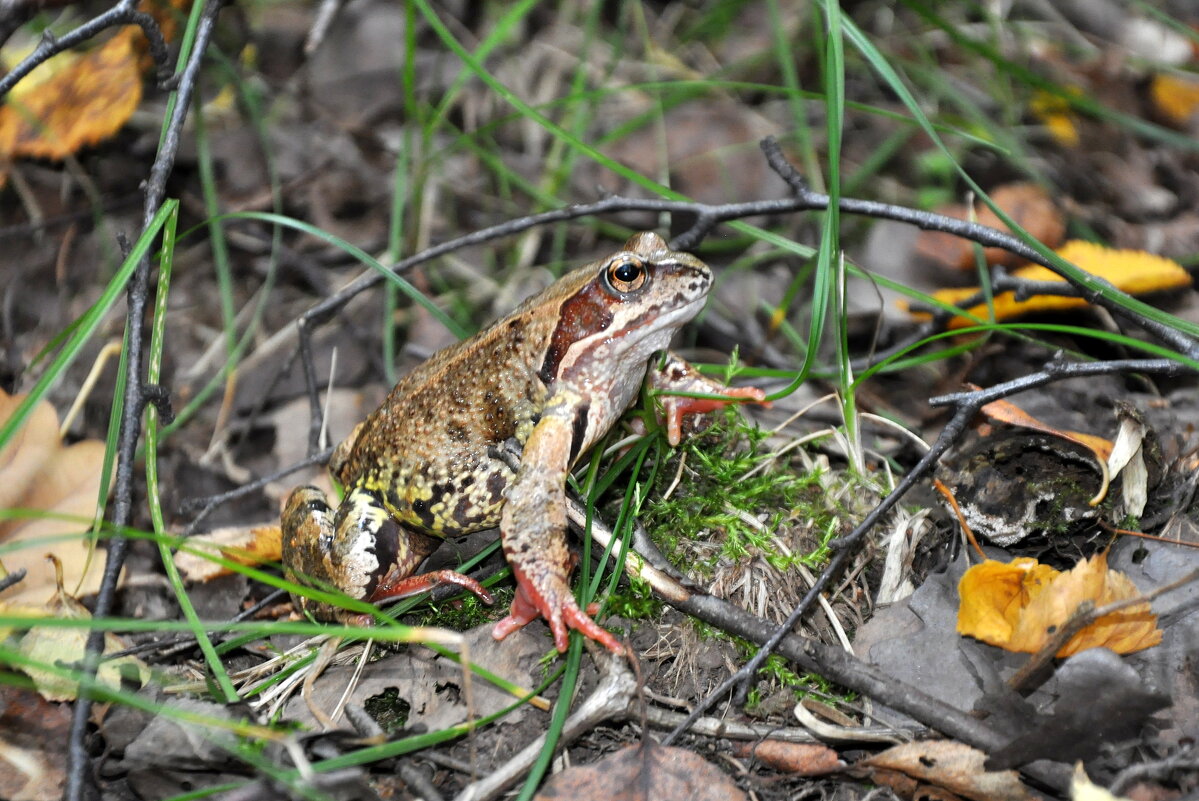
[641,408,838,577]
[409,586,512,632]
[605,575,663,620]
[363,686,412,734]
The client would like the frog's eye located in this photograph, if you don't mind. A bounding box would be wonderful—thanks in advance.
[604,258,648,294]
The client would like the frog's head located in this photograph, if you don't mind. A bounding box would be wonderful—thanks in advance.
[539,232,713,384]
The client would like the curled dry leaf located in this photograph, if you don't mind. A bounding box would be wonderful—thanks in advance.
[535,741,746,801]
[5,555,150,702]
[913,183,1066,271]
[856,740,1030,801]
[957,553,1162,658]
[919,240,1192,329]
[174,524,284,583]
[731,740,843,776]
[981,397,1112,505]
[0,389,113,606]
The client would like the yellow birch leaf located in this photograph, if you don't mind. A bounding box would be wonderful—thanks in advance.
[958,553,1162,657]
[916,241,1191,329]
[0,29,142,160]
[957,558,1059,645]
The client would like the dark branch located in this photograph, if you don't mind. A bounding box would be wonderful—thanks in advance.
[63,2,226,798]
[0,0,171,98]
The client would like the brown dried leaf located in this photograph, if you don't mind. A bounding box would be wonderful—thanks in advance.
[914,183,1066,271]
[858,741,1031,801]
[731,740,843,775]
[0,389,112,605]
[535,741,746,801]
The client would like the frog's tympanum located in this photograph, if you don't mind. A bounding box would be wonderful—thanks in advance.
[281,232,766,654]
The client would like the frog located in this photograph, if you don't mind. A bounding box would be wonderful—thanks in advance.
[281,232,767,654]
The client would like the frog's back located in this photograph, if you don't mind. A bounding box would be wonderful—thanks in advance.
[334,264,595,535]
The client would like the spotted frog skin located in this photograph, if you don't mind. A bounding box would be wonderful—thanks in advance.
[281,232,766,654]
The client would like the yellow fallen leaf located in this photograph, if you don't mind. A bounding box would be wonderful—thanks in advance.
[917,240,1191,329]
[958,553,1162,657]
[0,29,142,161]
[174,524,283,582]
[1150,73,1199,128]
[957,557,1059,646]
[1031,89,1081,148]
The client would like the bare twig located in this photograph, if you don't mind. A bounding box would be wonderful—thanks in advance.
[62,2,227,799]
[0,0,170,96]
[180,447,333,534]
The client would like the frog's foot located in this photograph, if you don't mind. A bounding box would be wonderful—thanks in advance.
[658,386,770,445]
[491,563,624,655]
[650,353,770,446]
[369,569,495,606]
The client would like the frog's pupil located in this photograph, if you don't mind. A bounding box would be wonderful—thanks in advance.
[614,261,640,284]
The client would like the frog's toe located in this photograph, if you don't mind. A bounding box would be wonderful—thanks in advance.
[493,565,624,654]
[370,569,494,606]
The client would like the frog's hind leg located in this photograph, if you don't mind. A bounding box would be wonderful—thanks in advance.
[368,526,495,606]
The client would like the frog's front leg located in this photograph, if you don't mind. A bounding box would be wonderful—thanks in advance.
[650,351,769,446]
[282,486,493,623]
[491,390,624,654]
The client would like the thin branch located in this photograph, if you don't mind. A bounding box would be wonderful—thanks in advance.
[180,447,333,534]
[0,0,170,98]
[288,138,1199,452]
[757,137,1199,360]
[63,2,226,799]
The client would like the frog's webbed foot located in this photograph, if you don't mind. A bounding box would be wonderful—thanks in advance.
[492,559,621,654]
[650,351,770,446]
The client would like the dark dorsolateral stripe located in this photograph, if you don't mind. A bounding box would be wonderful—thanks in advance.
[538,281,613,385]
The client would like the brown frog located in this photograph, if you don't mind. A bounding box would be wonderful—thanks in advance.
[281,232,766,654]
